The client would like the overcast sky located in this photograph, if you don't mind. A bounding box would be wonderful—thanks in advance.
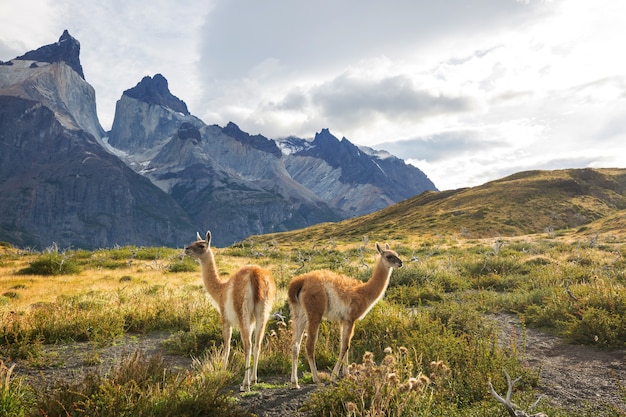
[1,0,625,190]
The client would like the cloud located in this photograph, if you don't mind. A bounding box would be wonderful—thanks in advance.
[0,1,63,58]
[374,130,507,161]
[258,73,476,138]
[410,147,607,192]
[309,74,475,126]
[191,0,554,143]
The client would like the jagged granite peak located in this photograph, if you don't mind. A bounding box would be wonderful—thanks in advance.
[279,128,437,217]
[1,35,104,141]
[14,30,84,79]
[222,122,282,158]
[107,76,203,153]
[123,74,189,115]
[296,128,385,185]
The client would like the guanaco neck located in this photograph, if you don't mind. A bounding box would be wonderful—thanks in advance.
[359,257,393,302]
[199,249,227,304]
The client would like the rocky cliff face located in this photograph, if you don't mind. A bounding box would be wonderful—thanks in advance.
[0,32,197,249]
[4,31,103,142]
[0,96,197,249]
[0,60,104,142]
[107,74,203,157]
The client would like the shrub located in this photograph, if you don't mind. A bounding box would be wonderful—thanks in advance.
[168,255,198,272]
[259,320,293,375]
[2,291,18,299]
[303,349,439,416]
[524,301,572,329]
[161,306,223,356]
[17,253,80,275]
[387,284,443,306]
[461,255,529,277]
[561,307,626,347]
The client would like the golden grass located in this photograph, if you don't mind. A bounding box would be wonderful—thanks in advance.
[0,246,291,313]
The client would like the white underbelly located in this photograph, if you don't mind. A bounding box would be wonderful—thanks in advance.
[322,285,351,321]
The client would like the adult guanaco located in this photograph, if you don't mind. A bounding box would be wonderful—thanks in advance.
[185,231,276,391]
[287,242,403,388]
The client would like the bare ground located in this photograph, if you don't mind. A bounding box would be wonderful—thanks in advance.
[11,314,626,416]
[494,314,626,415]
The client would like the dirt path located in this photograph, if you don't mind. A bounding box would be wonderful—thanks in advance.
[494,314,626,414]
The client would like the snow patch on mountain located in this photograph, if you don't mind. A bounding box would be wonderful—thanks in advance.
[275,136,314,155]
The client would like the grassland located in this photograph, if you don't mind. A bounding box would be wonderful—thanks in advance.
[1,167,626,416]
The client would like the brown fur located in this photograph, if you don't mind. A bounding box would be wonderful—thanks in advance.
[288,242,403,388]
[185,231,276,392]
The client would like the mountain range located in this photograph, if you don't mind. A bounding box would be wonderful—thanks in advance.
[0,31,436,249]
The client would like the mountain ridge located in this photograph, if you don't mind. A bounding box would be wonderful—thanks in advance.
[101,54,436,244]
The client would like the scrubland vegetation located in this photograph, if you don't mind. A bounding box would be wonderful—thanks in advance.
[1,229,625,416]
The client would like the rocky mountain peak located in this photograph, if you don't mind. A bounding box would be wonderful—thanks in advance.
[302,129,362,171]
[313,128,339,145]
[14,30,84,79]
[310,129,360,156]
[123,74,189,115]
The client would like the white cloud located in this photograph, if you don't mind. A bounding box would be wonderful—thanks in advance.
[0,1,63,57]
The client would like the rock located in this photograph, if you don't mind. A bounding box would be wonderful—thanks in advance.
[15,30,84,79]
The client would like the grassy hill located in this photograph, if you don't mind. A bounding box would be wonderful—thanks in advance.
[244,168,626,246]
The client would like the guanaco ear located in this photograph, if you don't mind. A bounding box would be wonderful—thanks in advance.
[376,242,383,254]
[385,243,390,250]
[196,232,202,241]
[205,231,212,244]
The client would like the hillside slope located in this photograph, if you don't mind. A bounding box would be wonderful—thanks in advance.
[244,168,626,245]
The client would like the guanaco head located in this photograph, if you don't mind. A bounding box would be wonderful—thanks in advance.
[376,242,403,269]
[184,231,212,258]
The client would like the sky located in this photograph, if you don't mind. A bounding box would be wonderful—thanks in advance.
[1,0,625,190]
